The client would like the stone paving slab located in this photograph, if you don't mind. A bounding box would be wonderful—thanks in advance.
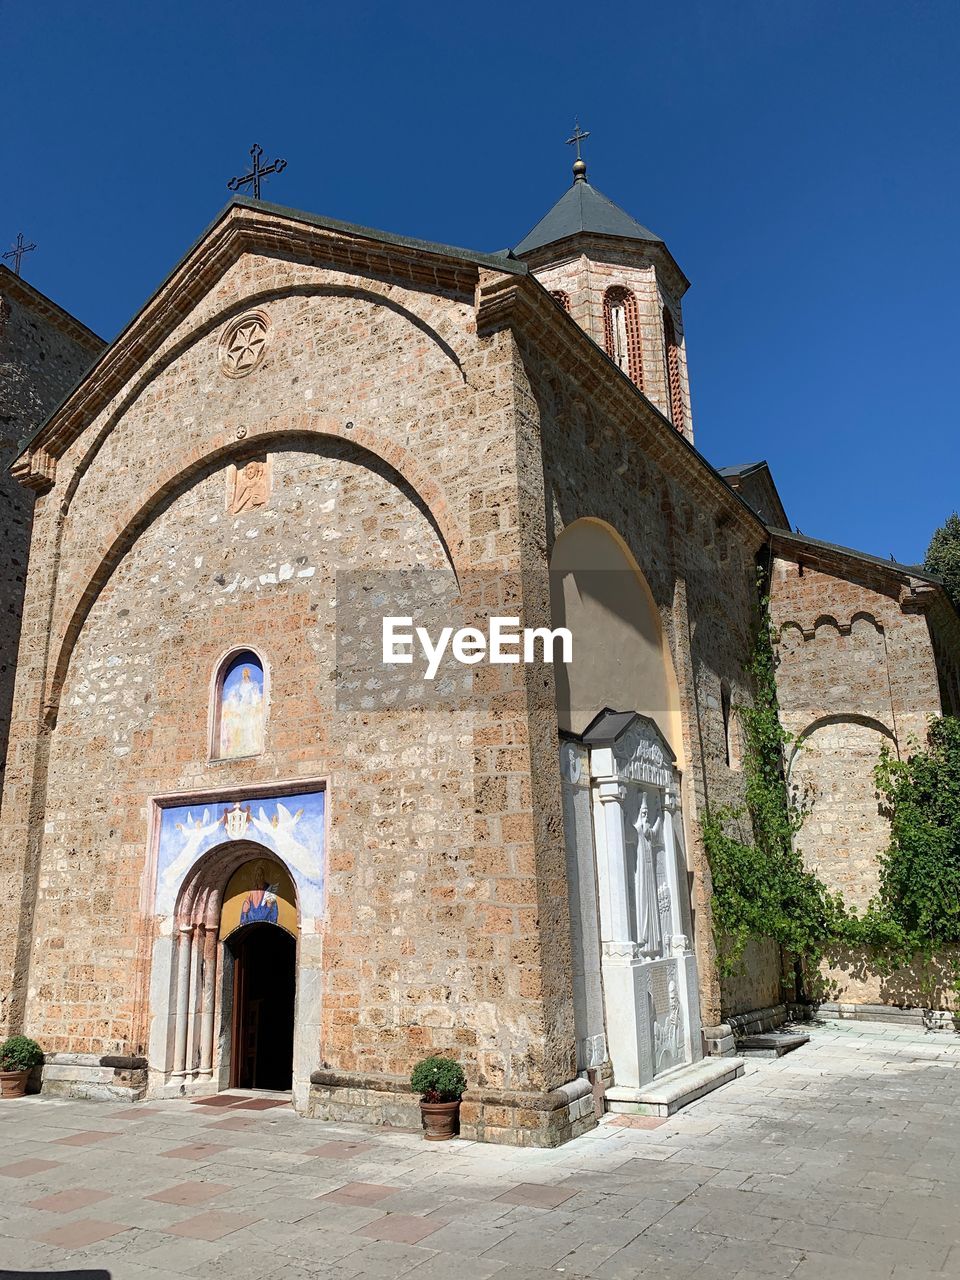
[1,1019,960,1278]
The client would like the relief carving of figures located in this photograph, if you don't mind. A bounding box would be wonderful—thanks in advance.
[632,788,663,956]
[654,979,684,1073]
[228,456,271,514]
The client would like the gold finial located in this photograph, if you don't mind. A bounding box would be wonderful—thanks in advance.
[566,121,590,183]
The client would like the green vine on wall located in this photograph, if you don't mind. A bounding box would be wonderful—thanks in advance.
[857,717,960,979]
[705,577,960,1006]
[703,585,847,994]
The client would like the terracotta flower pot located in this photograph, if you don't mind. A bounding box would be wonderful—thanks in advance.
[0,1070,29,1099]
[420,1098,460,1141]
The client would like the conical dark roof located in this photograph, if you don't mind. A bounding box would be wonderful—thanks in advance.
[514,178,663,256]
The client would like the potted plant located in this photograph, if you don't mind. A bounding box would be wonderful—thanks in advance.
[410,1054,466,1141]
[0,1036,43,1098]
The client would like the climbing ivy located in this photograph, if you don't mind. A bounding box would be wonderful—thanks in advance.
[854,716,960,976]
[703,584,848,993]
[704,578,960,1006]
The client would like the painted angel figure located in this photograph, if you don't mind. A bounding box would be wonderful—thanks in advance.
[251,802,322,882]
[163,809,223,887]
[633,790,664,955]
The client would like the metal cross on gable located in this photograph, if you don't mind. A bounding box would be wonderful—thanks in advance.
[2,232,37,276]
[227,144,287,201]
[566,120,590,160]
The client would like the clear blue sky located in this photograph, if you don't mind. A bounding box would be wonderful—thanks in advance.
[8,1,958,564]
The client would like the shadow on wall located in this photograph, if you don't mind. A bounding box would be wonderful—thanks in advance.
[549,518,684,764]
[822,947,960,1013]
[718,937,783,1016]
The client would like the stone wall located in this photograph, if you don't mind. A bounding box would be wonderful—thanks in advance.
[0,217,591,1142]
[507,305,768,1032]
[0,269,102,794]
[770,542,960,1009]
[719,938,783,1016]
[770,551,942,911]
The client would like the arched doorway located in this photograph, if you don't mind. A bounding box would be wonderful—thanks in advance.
[551,520,703,1102]
[229,925,296,1089]
[164,841,300,1094]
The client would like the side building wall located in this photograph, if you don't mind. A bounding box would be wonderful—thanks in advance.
[507,304,768,1042]
[770,545,957,1009]
[0,268,103,792]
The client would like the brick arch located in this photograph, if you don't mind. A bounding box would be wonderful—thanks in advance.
[44,417,465,717]
[786,712,897,776]
[55,282,470,519]
[813,614,842,634]
[602,287,644,388]
[851,611,883,632]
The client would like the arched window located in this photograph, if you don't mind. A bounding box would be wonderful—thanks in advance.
[551,290,571,312]
[662,306,684,431]
[212,649,266,759]
[602,287,643,389]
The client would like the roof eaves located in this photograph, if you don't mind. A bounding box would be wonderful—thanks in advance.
[772,528,944,587]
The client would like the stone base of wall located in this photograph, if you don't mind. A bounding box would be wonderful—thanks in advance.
[307,1068,598,1147]
[818,1001,960,1031]
[702,1023,737,1056]
[307,1069,422,1130]
[40,1053,148,1102]
[728,1003,790,1038]
[459,1078,597,1147]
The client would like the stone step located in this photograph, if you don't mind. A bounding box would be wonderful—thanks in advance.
[737,1031,810,1058]
[605,1056,745,1117]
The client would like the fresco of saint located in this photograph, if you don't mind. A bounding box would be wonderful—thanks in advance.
[219,655,264,758]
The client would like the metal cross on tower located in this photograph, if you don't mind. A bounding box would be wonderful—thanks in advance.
[227,144,287,200]
[566,121,590,160]
[2,232,37,276]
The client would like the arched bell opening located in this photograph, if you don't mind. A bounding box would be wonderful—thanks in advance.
[163,840,299,1094]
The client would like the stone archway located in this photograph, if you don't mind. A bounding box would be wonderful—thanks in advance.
[161,840,299,1094]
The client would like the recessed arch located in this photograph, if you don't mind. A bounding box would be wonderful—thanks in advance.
[165,839,301,1092]
[786,714,897,907]
[550,517,684,766]
[44,423,464,719]
[787,712,897,774]
[57,281,470,517]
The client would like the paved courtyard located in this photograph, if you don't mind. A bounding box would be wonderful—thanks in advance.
[1,1019,959,1280]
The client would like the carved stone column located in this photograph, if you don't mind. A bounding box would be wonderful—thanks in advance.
[171,924,193,1079]
[185,925,203,1077]
[198,926,219,1079]
[595,778,632,947]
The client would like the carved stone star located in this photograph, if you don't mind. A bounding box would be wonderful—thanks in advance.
[224,320,267,373]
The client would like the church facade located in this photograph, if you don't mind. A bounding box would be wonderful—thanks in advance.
[1,159,958,1143]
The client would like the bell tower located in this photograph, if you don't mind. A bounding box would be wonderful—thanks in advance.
[513,131,694,442]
